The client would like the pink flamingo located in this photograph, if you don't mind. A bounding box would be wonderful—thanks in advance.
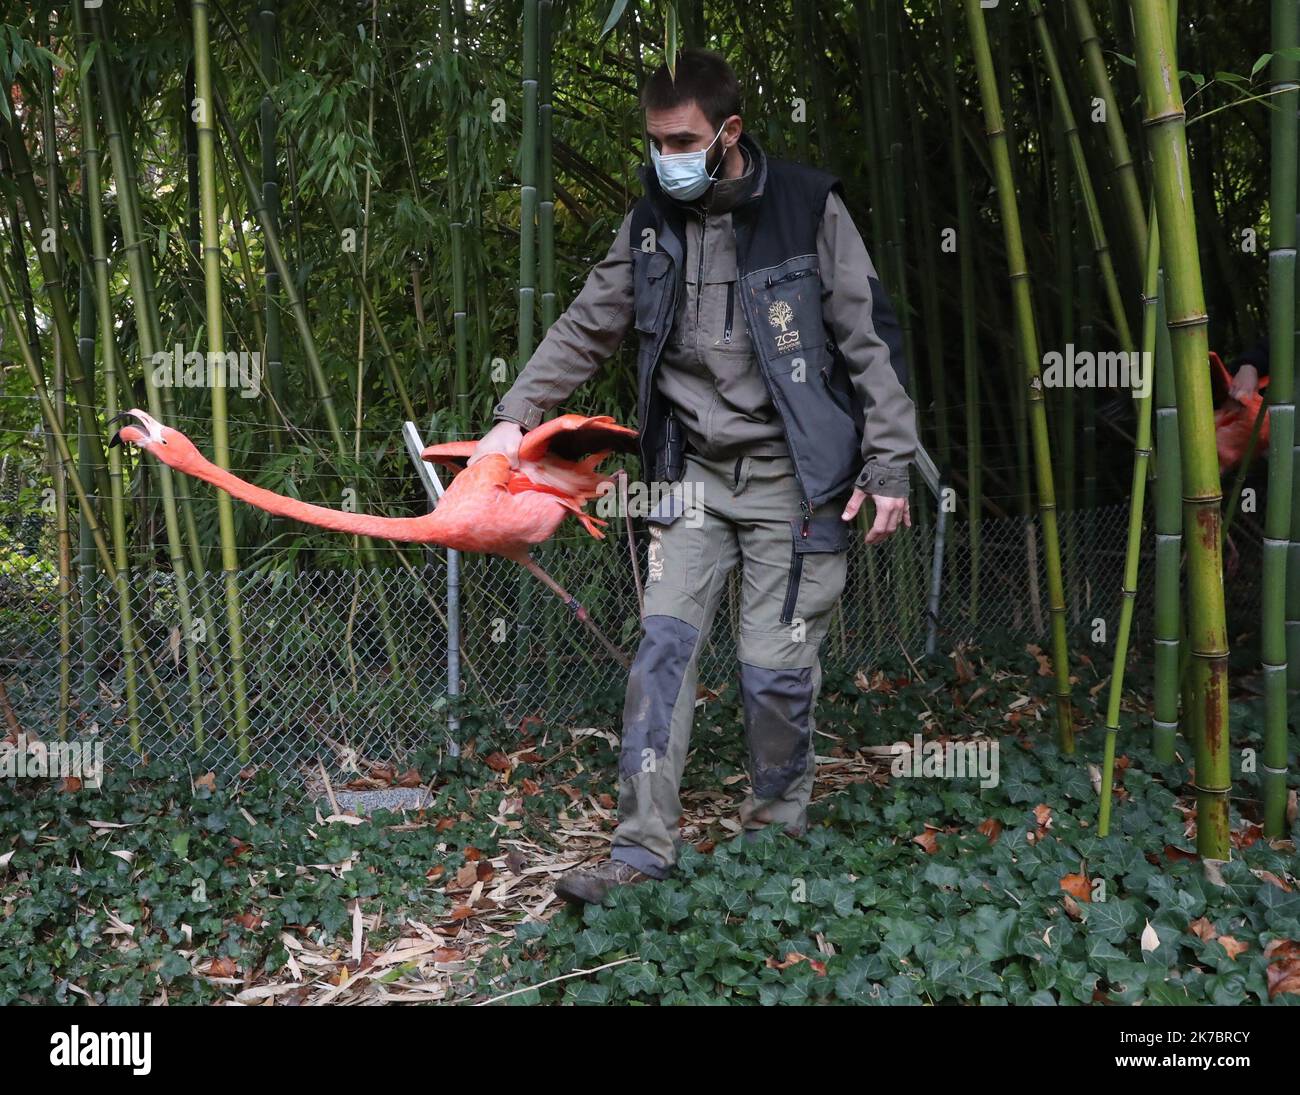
[110,408,639,664]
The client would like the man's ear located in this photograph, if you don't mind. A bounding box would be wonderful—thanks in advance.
[723,114,743,149]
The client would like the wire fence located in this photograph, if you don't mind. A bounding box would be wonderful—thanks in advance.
[6,484,1259,782]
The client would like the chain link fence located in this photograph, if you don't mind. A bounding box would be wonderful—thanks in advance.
[7,476,1254,781]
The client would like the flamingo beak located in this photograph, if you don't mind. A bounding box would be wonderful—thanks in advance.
[108,408,164,448]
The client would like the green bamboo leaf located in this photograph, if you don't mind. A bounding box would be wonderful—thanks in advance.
[665,3,678,78]
[599,0,630,40]
[77,39,98,82]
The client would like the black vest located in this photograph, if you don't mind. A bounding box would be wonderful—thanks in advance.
[629,135,879,514]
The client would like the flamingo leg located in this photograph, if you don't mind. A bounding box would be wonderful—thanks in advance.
[519,555,632,669]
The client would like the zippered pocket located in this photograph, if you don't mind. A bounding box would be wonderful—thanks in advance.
[765,267,817,289]
[634,250,673,334]
[780,548,805,624]
[778,510,851,625]
[723,282,734,343]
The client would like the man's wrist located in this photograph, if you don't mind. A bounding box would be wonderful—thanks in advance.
[855,460,910,499]
[492,394,545,431]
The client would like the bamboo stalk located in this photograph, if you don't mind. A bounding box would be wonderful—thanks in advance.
[1261,0,1297,838]
[257,2,286,453]
[539,0,557,332]
[1130,0,1231,862]
[71,2,141,745]
[1152,263,1182,763]
[965,0,1074,751]
[1053,98,1079,624]
[909,107,949,466]
[76,188,99,713]
[90,7,210,746]
[442,0,470,430]
[193,0,253,758]
[1099,202,1159,836]
[518,0,541,699]
[1067,0,1150,269]
[35,13,74,741]
[941,1,981,621]
[1029,0,1136,353]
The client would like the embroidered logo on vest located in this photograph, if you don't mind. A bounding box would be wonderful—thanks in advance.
[767,300,802,353]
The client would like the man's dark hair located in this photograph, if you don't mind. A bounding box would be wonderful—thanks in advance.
[640,48,742,129]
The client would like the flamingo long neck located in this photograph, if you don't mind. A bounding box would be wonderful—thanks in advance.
[175,450,447,543]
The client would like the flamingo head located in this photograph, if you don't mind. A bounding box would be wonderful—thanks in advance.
[109,409,200,468]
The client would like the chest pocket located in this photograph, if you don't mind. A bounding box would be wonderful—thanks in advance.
[633,249,673,335]
[702,246,751,355]
[747,256,825,372]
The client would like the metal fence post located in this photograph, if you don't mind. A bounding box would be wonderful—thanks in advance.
[912,445,947,657]
[403,422,460,755]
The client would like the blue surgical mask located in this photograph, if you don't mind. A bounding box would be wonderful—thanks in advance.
[650,122,727,201]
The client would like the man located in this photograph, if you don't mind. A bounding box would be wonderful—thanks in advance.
[472,48,918,904]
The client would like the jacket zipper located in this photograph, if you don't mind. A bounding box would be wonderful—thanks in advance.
[723,282,734,344]
[765,268,815,289]
[695,209,707,331]
[736,284,815,518]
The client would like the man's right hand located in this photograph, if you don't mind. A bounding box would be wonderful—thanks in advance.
[469,420,524,466]
[1228,364,1260,402]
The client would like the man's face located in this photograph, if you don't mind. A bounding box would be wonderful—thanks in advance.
[645,101,741,175]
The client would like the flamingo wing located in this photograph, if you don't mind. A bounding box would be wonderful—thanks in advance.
[421,417,635,553]
[517,413,639,464]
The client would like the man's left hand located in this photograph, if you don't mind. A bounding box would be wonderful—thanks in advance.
[841,489,911,545]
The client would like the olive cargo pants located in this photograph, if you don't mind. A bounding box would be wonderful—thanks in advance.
[610,450,851,879]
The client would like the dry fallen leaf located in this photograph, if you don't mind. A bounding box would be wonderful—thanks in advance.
[912,829,939,854]
[1218,935,1248,960]
[1253,870,1295,893]
[1140,920,1160,953]
[204,957,238,978]
[1266,946,1300,1000]
[765,951,827,976]
[1059,873,1091,902]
